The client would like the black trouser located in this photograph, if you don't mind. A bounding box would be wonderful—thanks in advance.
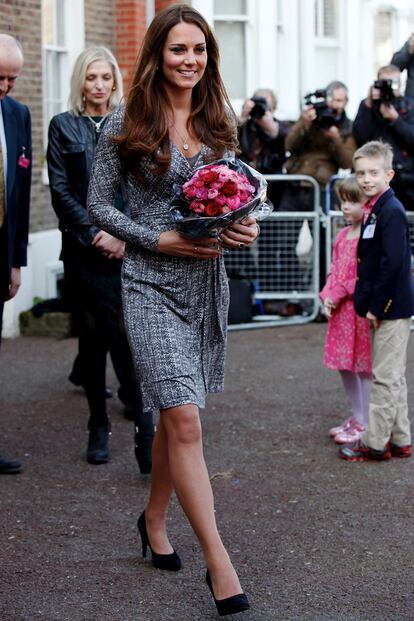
[72,302,152,431]
[62,235,152,431]
[78,303,151,430]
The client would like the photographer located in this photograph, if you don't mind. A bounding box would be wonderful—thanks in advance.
[284,81,356,191]
[353,65,414,210]
[269,81,356,305]
[238,88,289,175]
[391,33,414,99]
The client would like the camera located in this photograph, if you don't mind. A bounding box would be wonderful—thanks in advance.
[249,96,268,120]
[303,88,337,129]
[372,79,397,106]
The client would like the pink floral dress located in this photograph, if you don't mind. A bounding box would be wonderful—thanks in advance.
[320,227,372,373]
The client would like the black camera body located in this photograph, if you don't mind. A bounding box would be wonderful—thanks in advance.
[303,88,337,129]
[373,79,396,106]
[249,96,268,120]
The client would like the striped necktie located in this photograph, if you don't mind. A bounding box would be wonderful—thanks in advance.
[0,141,4,228]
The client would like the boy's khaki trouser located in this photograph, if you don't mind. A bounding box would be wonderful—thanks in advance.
[362,318,412,451]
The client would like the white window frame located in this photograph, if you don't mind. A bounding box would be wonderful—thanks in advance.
[211,0,254,112]
[314,0,339,47]
[42,0,85,181]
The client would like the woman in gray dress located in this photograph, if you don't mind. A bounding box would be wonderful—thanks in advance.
[88,5,258,616]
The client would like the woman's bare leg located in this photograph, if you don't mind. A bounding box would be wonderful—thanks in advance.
[144,415,175,554]
[157,404,243,600]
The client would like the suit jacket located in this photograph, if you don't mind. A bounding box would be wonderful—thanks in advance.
[354,187,414,319]
[0,96,32,298]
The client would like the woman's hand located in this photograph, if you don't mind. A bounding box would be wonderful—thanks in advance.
[157,230,221,259]
[219,216,259,250]
[92,231,125,260]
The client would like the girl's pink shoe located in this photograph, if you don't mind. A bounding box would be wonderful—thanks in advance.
[329,416,355,438]
[334,422,365,444]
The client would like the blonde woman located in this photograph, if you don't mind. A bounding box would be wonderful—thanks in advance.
[47,47,154,471]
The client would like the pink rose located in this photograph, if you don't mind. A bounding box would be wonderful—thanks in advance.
[190,201,205,214]
[226,196,241,210]
[207,189,219,199]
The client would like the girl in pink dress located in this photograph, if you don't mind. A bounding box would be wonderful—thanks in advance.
[320,176,372,444]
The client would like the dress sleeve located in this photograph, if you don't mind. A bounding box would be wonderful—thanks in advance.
[87,109,160,252]
[320,229,356,304]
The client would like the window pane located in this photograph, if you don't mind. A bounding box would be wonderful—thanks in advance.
[314,0,318,36]
[323,0,337,37]
[46,50,61,100]
[374,11,392,70]
[214,21,245,99]
[214,0,246,15]
[56,0,66,46]
[42,0,53,45]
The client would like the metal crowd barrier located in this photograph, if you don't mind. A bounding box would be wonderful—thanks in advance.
[226,174,321,330]
[226,170,414,331]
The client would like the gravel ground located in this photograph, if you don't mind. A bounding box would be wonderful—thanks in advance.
[0,324,413,621]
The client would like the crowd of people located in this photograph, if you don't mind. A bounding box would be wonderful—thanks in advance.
[1,6,414,616]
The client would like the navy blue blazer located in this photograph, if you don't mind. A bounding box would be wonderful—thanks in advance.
[0,95,32,296]
[354,187,414,319]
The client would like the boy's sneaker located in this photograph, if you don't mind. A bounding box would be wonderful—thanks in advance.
[334,422,365,445]
[329,416,355,438]
[339,440,391,462]
[389,443,412,458]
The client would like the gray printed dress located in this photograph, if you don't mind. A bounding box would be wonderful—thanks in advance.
[88,107,230,411]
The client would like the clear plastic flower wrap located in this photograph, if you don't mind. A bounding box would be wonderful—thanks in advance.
[169,158,273,240]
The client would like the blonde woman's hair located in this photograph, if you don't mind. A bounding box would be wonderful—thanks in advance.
[69,46,123,115]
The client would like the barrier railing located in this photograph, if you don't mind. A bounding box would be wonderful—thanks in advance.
[226,174,321,330]
[226,170,414,331]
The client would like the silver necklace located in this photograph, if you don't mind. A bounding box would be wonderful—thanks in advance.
[171,124,190,151]
[86,114,108,134]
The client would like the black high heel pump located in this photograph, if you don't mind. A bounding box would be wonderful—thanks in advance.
[206,570,250,617]
[137,512,182,571]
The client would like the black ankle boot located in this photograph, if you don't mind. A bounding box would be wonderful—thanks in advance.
[134,424,155,474]
[87,423,110,464]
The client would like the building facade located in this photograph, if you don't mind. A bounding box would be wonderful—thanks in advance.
[1,0,414,336]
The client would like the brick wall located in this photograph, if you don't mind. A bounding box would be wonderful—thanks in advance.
[0,0,184,235]
[114,0,147,89]
[155,0,180,13]
[85,0,115,50]
[0,0,54,233]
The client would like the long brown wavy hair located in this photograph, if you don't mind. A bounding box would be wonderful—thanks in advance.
[113,4,238,176]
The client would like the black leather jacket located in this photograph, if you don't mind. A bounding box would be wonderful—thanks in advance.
[47,111,102,247]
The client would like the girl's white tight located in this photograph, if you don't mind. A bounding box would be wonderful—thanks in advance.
[339,370,372,426]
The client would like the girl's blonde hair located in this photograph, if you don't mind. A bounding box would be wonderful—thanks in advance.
[335,175,364,204]
[69,46,123,115]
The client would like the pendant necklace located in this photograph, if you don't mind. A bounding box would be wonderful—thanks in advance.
[171,123,190,151]
[86,114,108,134]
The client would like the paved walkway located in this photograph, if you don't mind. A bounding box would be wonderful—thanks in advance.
[0,325,413,621]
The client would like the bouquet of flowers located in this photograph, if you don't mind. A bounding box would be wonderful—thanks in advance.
[169,158,273,240]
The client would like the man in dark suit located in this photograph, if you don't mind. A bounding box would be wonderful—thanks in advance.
[0,34,32,473]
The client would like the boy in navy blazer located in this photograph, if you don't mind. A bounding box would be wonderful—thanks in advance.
[0,34,31,473]
[340,140,414,461]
